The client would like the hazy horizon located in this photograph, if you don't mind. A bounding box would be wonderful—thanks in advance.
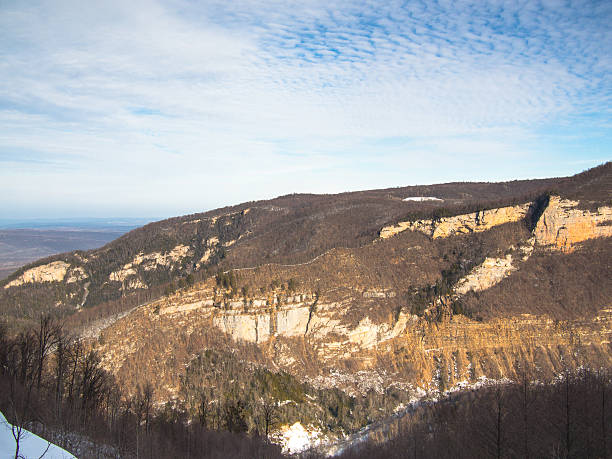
[3,161,607,222]
[1,161,608,220]
[0,216,160,229]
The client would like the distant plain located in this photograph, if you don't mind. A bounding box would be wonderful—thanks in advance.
[0,218,154,280]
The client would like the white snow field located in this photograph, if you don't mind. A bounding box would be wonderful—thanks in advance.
[0,411,76,459]
[402,197,443,202]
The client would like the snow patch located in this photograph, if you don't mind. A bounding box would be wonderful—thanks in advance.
[443,376,513,396]
[274,422,323,454]
[403,197,443,202]
[1,411,76,458]
[307,369,387,396]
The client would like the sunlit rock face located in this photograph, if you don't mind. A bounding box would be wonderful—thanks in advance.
[455,254,517,295]
[380,195,612,253]
[85,193,612,406]
[380,203,530,239]
[533,196,612,251]
[276,306,311,337]
[109,244,192,282]
[213,313,270,343]
[5,261,71,288]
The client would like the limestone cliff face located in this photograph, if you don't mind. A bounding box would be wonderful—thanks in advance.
[108,244,192,286]
[5,261,71,288]
[453,238,535,295]
[91,282,612,402]
[92,287,417,395]
[66,266,87,284]
[380,195,612,253]
[195,237,220,268]
[395,308,612,393]
[454,254,517,295]
[84,194,612,402]
[147,291,407,351]
[380,203,530,239]
[533,196,612,251]
[426,195,612,297]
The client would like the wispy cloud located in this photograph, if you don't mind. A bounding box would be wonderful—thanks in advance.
[0,0,610,217]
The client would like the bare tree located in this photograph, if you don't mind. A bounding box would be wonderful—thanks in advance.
[494,387,504,459]
[133,382,154,459]
[514,361,535,459]
[66,339,83,404]
[197,392,210,429]
[17,330,37,388]
[35,315,59,391]
[600,369,608,459]
[562,368,573,458]
[79,350,110,426]
[52,330,73,421]
[2,331,38,459]
[7,368,32,459]
[258,396,278,438]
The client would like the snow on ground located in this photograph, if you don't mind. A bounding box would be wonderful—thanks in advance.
[402,197,443,202]
[306,369,391,396]
[320,378,517,456]
[273,422,324,455]
[0,411,76,459]
[444,376,514,395]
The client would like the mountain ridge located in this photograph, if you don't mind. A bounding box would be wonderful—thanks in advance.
[3,162,610,333]
[1,162,611,455]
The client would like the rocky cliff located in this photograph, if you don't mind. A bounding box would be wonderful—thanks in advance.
[4,164,610,334]
[380,203,531,239]
[5,260,72,288]
[2,163,611,453]
[87,192,612,401]
[5,189,608,406]
[533,196,612,251]
[91,281,612,403]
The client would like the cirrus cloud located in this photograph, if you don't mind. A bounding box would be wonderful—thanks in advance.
[0,0,610,217]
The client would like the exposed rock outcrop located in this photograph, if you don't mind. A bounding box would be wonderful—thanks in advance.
[109,244,192,284]
[381,195,612,253]
[453,238,536,295]
[118,289,410,354]
[5,261,71,288]
[454,254,516,295]
[380,203,531,239]
[213,312,271,343]
[533,196,612,251]
[363,289,396,298]
[66,266,88,283]
[92,284,612,402]
[109,265,137,283]
[122,277,147,291]
[58,177,612,408]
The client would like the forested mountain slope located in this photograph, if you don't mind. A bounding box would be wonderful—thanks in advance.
[2,163,610,331]
[1,162,611,455]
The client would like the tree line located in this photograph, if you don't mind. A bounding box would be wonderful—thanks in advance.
[339,366,612,459]
[0,316,282,458]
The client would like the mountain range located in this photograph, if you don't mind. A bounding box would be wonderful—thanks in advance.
[1,162,611,456]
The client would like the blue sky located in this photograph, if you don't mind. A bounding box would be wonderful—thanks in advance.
[1,0,610,219]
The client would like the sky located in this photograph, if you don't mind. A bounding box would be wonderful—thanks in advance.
[1,0,611,219]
